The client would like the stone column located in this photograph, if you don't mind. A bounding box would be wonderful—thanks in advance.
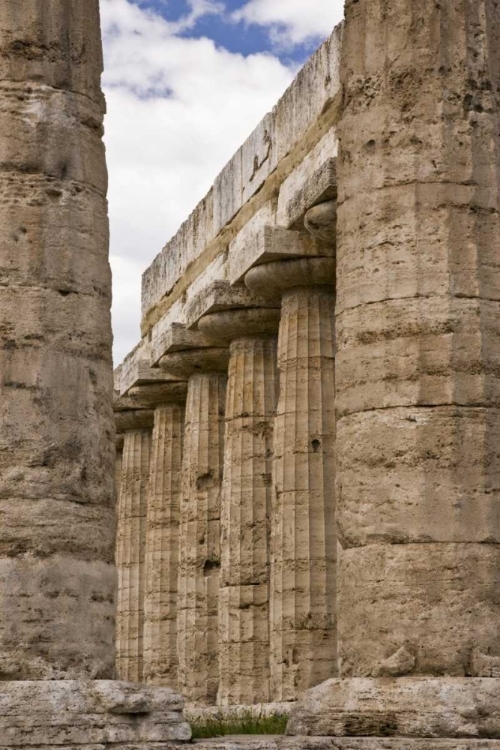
[246,256,337,702]
[115,410,154,683]
[197,309,280,706]
[288,0,500,741]
[0,0,116,681]
[333,0,500,681]
[160,348,229,705]
[144,395,186,688]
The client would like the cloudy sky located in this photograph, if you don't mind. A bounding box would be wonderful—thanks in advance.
[101,0,344,363]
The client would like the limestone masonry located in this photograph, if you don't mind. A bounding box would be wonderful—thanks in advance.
[1,0,500,748]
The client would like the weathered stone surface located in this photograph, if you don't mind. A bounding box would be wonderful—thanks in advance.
[141,29,342,331]
[192,741,500,750]
[178,371,227,705]
[0,0,115,681]
[229,227,331,286]
[334,0,500,683]
[304,202,336,244]
[116,428,152,682]
[144,404,185,688]
[284,159,337,231]
[287,678,500,738]
[0,680,191,746]
[217,329,279,705]
[185,281,279,330]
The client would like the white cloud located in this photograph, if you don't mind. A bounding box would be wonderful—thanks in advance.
[100,0,295,364]
[233,0,344,48]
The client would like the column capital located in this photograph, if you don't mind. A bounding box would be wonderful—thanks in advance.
[304,199,337,243]
[245,256,335,299]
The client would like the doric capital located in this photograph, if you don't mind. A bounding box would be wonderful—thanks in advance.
[304,200,337,243]
[197,308,280,344]
[245,257,335,299]
[159,348,230,379]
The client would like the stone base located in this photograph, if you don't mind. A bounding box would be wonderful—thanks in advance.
[286,678,500,739]
[191,739,500,750]
[185,702,295,723]
[0,680,191,748]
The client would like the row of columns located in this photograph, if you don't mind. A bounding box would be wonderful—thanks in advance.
[115,206,337,705]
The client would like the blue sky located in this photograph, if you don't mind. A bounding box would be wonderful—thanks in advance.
[102,0,344,362]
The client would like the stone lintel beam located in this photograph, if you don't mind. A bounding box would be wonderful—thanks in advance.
[150,322,215,368]
[185,280,280,330]
[285,157,337,231]
[230,225,334,286]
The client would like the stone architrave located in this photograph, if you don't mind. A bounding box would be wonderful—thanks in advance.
[160,345,229,705]
[197,308,280,706]
[246,252,337,702]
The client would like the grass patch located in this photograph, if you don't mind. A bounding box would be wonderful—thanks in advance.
[190,712,289,739]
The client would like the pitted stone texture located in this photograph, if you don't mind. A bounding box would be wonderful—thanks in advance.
[287,678,500,739]
[336,407,500,548]
[144,405,185,688]
[0,0,115,679]
[245,258,336,301]
[218,335,279,706]
[335,0,500,678]
[0,680,190,747]
[304,201,337,244]
[191,741,500,750]
[338,544,500,679]
[178,374,227,705]
[116,430,152,682]
[271,285,337,701]
[115,447,123,505]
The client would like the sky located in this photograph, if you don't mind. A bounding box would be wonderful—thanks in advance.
[101,0,345,363]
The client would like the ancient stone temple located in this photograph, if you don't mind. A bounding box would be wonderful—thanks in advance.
[2,0,500,747]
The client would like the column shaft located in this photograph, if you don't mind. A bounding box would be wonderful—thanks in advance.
[177,374,226,705]
[0,0,115,680]
[271,286,337,701]
[336,0,500,676]
[116,428,151,682]
[219,336,278,706]
[144,405,184,687]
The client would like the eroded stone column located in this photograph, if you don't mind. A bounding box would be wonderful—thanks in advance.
[115,410,153,683]
[144,401,185,687]
[333,0,500,681]
[115,435,124,507]
[246,257,337,702]
[0,0,116,680]
[160,348,228,705]
[198,309,280,706]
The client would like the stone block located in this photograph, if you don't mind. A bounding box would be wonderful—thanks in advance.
[284,159,337,230]
[150,322,215,367]
[230,227,330,284]
[185,281,279,329]
[0,680,191,746]
[287,678,500,739]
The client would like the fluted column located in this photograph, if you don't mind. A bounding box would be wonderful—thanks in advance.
[144,402,185,687]
[160,348,229,705]
[0,0,116,680]
[246,256,336,702]
[115,410,154,682]
[198,309,280,706]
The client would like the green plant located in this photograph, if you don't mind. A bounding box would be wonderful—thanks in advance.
[189,711,289,739]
